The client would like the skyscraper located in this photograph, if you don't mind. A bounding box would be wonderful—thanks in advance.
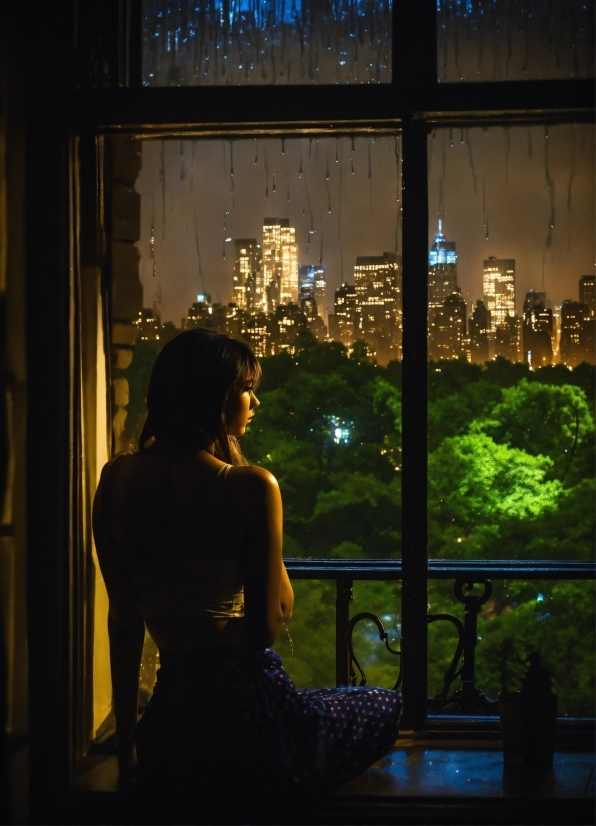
[468,299,491,364]
[262,218,298,310]
[134,308,161,341]
[494,315,522,363]
[233,239,261,311]
[560,300,595,367]
[353,253,402,364]
[299,264,326,321]
[428,220,458,312]
[483,257,515,332]
[328,283,358,347]
[579,275,595,317]
[184,294,228,334]
[428,289,467,361]
[523,290,553,367]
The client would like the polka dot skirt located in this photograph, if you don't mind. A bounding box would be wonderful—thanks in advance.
[136,647,402,797]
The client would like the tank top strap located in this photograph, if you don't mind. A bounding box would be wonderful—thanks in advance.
[214,463,232,492]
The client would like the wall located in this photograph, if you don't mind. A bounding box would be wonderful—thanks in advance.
[0,7,29,823]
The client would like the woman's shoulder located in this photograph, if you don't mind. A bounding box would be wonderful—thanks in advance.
[228,464,279,494]
[98,453,134,482]
[95,453,137,498]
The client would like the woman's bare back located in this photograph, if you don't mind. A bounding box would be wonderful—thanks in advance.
[102,449,258,651]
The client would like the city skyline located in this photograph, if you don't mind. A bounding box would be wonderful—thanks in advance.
[137,204,594,368]
[134,125,594,327]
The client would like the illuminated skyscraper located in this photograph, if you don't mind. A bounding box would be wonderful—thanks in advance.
[262,218,298,309]
[579,275,595,317]
[483,257,515,332]
[523,290,553,367]
[428,220,458,312]
[354,253,402,364]
[233,239,261,310]
[272,303,309,354]
[560,300,595,367]
[185,294,232,334]
[328,283,358,347]
[241,312,271,358]
[428,289,467,361]
[134,308,161,341]
[299,264,326,321]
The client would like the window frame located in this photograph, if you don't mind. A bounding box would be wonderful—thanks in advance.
[76,0,594,737]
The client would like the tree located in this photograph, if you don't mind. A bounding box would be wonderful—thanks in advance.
[480,355,530,388]
[473,379,594,484]
[429,433,562,559]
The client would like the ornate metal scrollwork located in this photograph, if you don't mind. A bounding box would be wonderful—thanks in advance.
[428,578,499,715]
[427,612,465,703]
[347,612,402,691]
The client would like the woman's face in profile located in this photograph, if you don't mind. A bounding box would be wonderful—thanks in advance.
[225,378,259,437]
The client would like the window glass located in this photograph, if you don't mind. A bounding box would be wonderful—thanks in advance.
[437,0,595,82]
[428,124,595,716]
[143,0,393,86]
[123,135,402,562]
[121,133,401,700]
[428,579,595,717]
[427,123,595,715]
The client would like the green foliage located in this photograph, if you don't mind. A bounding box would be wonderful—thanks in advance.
[429,433,562,549]
[474,379,594,483]
[480,356,531,388]
[243,343,401,552]
[532,362,595,409]
[310,473,401,557]
[428,357,484,401]
[428,381,503,451]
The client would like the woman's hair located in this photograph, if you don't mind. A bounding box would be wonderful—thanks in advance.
[138,328,261,465]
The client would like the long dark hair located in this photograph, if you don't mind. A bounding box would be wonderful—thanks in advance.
[138,328,261,465]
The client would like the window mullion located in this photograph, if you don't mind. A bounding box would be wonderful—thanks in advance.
[400,117,430,732]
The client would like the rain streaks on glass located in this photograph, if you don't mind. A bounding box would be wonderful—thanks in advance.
[142,0,393,85]
[437,0,595,82]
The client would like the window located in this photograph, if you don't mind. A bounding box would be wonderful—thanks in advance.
[142,0,394,85]
[77,0,594,741]
[437,0,595,83]
[426,123,595,717]
[115,132,403,691]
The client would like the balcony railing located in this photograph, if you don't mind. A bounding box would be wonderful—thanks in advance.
[284,558,596,720]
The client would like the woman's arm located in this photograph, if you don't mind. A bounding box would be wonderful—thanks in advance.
[240,466,285,648]
[93,463,145,776]
[107,613,145,774]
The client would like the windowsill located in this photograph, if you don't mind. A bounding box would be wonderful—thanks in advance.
[333,738,595,798]
[65,730,594,825]
[323,739,595,825]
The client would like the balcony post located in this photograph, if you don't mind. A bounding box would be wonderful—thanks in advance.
[335,578,353,687]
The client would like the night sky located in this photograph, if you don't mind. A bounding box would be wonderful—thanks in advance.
[134,123,594,327]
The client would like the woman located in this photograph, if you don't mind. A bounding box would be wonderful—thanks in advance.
[93,328,401,821]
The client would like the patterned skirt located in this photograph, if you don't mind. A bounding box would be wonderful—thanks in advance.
[135,646,401,817]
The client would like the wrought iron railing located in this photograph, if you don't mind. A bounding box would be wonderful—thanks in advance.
[284,558,596,719]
